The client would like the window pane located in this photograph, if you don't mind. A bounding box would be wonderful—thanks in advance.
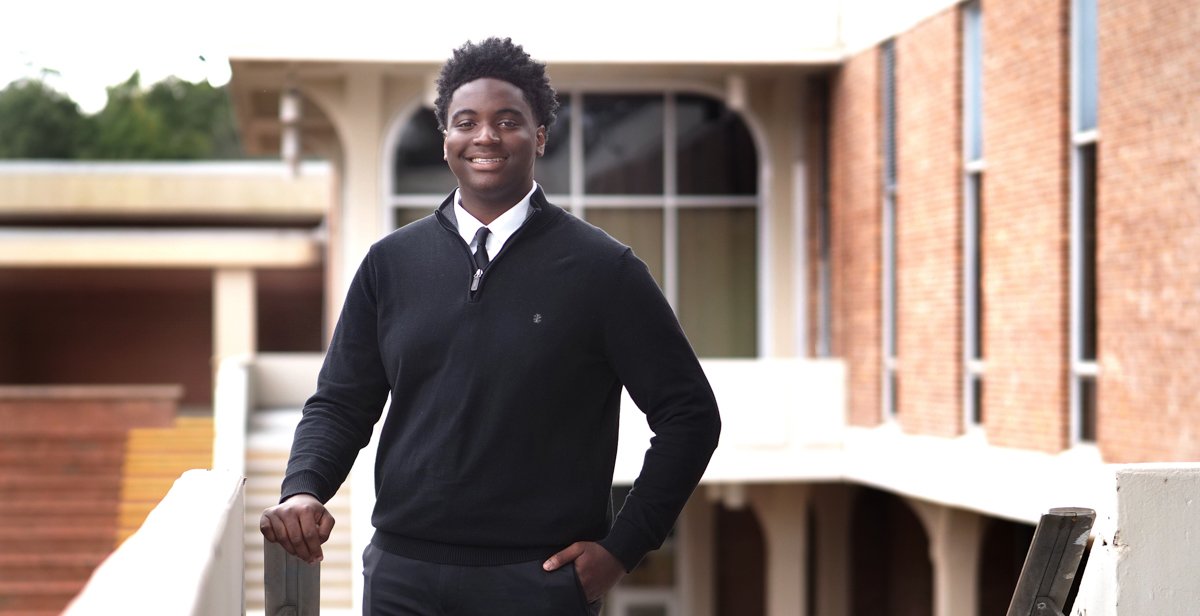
[1081,144,1098,360]
[1080,375,1097,442]
[882,39,898,186]
[971,172,984,360]
[393,108,457,195]
[584,95,664,194]
[1075,0,1099,131]
[964,1,984,161]
[678,207,757,357]
[394,207,432,230]
[971,375,984,425]
[677,95,757,195]
[585,208,664,288]
[535,97,571,195]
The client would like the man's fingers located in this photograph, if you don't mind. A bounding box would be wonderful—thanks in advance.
[298,510,325,563]
[260,512,278,544]
[543,542,586,571]
[268,513,297,556]
[318,511,335,544]
[282,514,313,563]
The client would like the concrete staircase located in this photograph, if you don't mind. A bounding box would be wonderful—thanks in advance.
[0,436,122,616]
[0,385,179,616]
[244,408,354,615]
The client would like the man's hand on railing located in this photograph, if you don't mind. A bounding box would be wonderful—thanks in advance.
[260,493,335,566]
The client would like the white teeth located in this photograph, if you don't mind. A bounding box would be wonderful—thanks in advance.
[471,158,504,163]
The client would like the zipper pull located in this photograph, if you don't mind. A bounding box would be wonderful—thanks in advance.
[471,269,482,292]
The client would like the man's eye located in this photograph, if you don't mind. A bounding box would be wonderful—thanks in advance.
[456,122,475,129]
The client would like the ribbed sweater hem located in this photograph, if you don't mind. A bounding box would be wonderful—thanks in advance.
[371,529,569,566]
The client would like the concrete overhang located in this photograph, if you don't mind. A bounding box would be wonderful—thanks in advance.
[0,228,323,269]
[0,161,330,222]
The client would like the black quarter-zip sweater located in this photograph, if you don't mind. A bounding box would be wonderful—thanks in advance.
[281,188,721,572]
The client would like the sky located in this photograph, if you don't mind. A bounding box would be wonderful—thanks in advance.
[1,1,236,113]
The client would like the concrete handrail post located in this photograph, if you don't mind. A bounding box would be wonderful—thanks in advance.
[264,540,321,616]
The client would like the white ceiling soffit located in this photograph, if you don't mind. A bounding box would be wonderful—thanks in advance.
[226,0,961,65]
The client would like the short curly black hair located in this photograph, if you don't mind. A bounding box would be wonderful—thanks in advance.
[434,37,558,134]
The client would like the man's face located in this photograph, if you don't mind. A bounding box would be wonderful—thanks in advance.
[443,78,546,203]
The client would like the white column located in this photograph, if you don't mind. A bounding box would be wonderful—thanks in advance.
[812,484,852,616]
[678,492,716,616]
[749,483,811,616]
[337,69,385,306]
[907,498,983,616]
[213,268,256,366]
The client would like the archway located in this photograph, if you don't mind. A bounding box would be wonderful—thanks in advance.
[850,488,934,616]
[716,503,766,616]
[977,517,1035,616]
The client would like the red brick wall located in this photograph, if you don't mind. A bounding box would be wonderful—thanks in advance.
[981,0,1072,452]
[894,9,964,437]
[1096,0,1200,462]
[0,270,214,406]
[830,48,883,426]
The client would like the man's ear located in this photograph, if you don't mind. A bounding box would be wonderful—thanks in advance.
[443,131,448,161]
[536,126,546,157]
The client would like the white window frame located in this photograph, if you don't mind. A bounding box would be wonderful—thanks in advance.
[1069,0,1100,445]
[962,0,986,432]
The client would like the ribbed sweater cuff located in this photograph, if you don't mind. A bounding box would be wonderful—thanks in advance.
[597,519,656,573]
[279,470,331,504]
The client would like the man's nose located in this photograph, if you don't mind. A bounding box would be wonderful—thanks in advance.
[473,125,500,144]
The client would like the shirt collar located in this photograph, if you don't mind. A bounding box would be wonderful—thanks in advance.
[453,182,537,250]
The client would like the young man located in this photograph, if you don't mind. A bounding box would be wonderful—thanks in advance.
[261,38,720,615]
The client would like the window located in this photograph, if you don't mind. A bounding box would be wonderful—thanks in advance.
[881,39,898,421]
[1071,0,1099,443]
[963,0,986,430]
[389,92,759,358]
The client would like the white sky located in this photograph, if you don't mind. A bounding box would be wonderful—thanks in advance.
[1,1,236,113]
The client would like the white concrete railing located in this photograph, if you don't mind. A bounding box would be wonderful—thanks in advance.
[63,469,245,616]
[213,352,326,477]
[616,358,848,484]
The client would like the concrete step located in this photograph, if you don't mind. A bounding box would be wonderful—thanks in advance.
[0,553,107,583]
[0,526,115,554]
[0,499,119,514]
[0,581,85,612]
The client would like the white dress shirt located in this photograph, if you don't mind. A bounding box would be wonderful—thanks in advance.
[453,183,538,262]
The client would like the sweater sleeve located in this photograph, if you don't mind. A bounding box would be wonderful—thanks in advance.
[596,249,721,572]
[280,250,392,504]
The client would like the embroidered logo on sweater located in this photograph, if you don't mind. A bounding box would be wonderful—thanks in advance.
[533,313,542,324]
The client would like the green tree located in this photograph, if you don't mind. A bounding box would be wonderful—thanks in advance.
[0,77,88,158]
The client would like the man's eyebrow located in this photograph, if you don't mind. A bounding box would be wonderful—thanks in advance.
[450,107,526,122]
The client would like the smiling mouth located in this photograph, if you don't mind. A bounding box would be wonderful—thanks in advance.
[469,157,507,164]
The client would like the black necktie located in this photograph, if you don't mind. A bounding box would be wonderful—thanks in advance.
[472,226,491,270]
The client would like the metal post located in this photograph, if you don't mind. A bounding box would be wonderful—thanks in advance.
[264,540,321,616]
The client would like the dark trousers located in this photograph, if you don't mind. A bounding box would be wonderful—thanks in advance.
[363,545,603,616]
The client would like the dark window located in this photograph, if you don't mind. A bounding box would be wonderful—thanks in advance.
[583,95,664,194]
[676,94,758,195]
[392,108,457,195]
[1080,144,1098,361]
[534,97,571,195]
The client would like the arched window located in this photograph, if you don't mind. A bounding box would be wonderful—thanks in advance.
[389,92,759,357]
